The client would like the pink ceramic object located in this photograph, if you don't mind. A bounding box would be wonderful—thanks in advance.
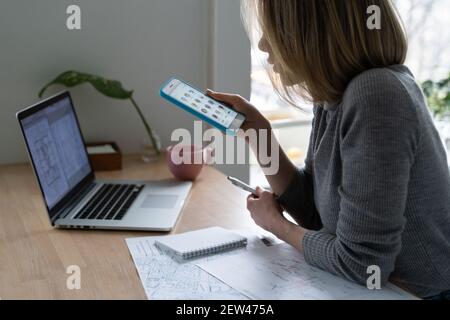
[166,145,211,181]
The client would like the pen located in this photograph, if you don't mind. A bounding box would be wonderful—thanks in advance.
[227,176,258,196]
[227,176,281,202]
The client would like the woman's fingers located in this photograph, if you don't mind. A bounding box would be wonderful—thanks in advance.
[206,90,245,110]
[206,89,270,132]
[247,187,265,211]
[206,89,237,102]
[247,195,257,211]
[255,187,264,197]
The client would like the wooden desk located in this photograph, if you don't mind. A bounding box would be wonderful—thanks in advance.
[0,155,254,299]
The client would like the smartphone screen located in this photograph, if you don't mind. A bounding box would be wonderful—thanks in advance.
[161,78,245,132]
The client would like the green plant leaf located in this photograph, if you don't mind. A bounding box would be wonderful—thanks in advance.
[437,79,449,89]
[445,93,450,103]
[38,70,160,155]
[38,71,133,100]
[421,80,433,97]
[422,73,450,118]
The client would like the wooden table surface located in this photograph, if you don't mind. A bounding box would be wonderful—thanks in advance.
[0,155,254,299]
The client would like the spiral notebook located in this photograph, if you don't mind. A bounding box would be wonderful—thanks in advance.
[155,227,247,260]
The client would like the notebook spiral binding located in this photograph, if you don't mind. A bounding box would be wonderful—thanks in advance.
[181,239,247,259]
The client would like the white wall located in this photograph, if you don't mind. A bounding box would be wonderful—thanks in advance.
[0,0,211,164]
[209,0,251,182]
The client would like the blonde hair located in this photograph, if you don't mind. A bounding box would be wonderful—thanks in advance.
[242,0,408,105]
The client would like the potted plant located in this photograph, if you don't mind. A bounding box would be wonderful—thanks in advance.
[422,73,450,152]
[38,70,161,160]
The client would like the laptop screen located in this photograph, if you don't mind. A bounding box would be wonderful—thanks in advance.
[20,95,92,210]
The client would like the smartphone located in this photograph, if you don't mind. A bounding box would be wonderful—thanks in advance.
[160,78,246,135]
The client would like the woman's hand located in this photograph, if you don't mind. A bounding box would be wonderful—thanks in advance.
[207,90,299,200]
[206,90,270,132]
[247,187,306,251]
[247,187,285,234]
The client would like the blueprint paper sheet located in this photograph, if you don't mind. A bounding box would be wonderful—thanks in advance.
[126,229,275,300]
[197,243,417,300]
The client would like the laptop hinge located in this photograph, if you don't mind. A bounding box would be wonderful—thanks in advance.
[51,182,96,224]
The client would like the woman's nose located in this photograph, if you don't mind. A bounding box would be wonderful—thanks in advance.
[258,38,269,53]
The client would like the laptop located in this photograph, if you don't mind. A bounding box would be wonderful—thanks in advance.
[16,91,192,231]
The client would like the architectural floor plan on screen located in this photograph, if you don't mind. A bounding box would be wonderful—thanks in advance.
[22,98,91,208]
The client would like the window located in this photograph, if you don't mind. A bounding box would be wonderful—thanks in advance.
[250,48,313,187]
[396,0,450,81]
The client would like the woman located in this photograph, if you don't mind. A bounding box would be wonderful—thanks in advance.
[207,0,450,299]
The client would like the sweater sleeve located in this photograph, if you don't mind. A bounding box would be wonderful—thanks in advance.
[302,70,421,286]
[277,107,323,231]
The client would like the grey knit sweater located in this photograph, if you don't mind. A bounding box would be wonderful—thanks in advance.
[278,65,450,298]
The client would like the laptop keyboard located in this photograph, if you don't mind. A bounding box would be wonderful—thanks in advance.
[74,184,144,220]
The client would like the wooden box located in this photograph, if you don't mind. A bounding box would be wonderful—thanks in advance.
[86,142,122,171]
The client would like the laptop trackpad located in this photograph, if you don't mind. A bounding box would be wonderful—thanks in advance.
[140,194,178,209]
